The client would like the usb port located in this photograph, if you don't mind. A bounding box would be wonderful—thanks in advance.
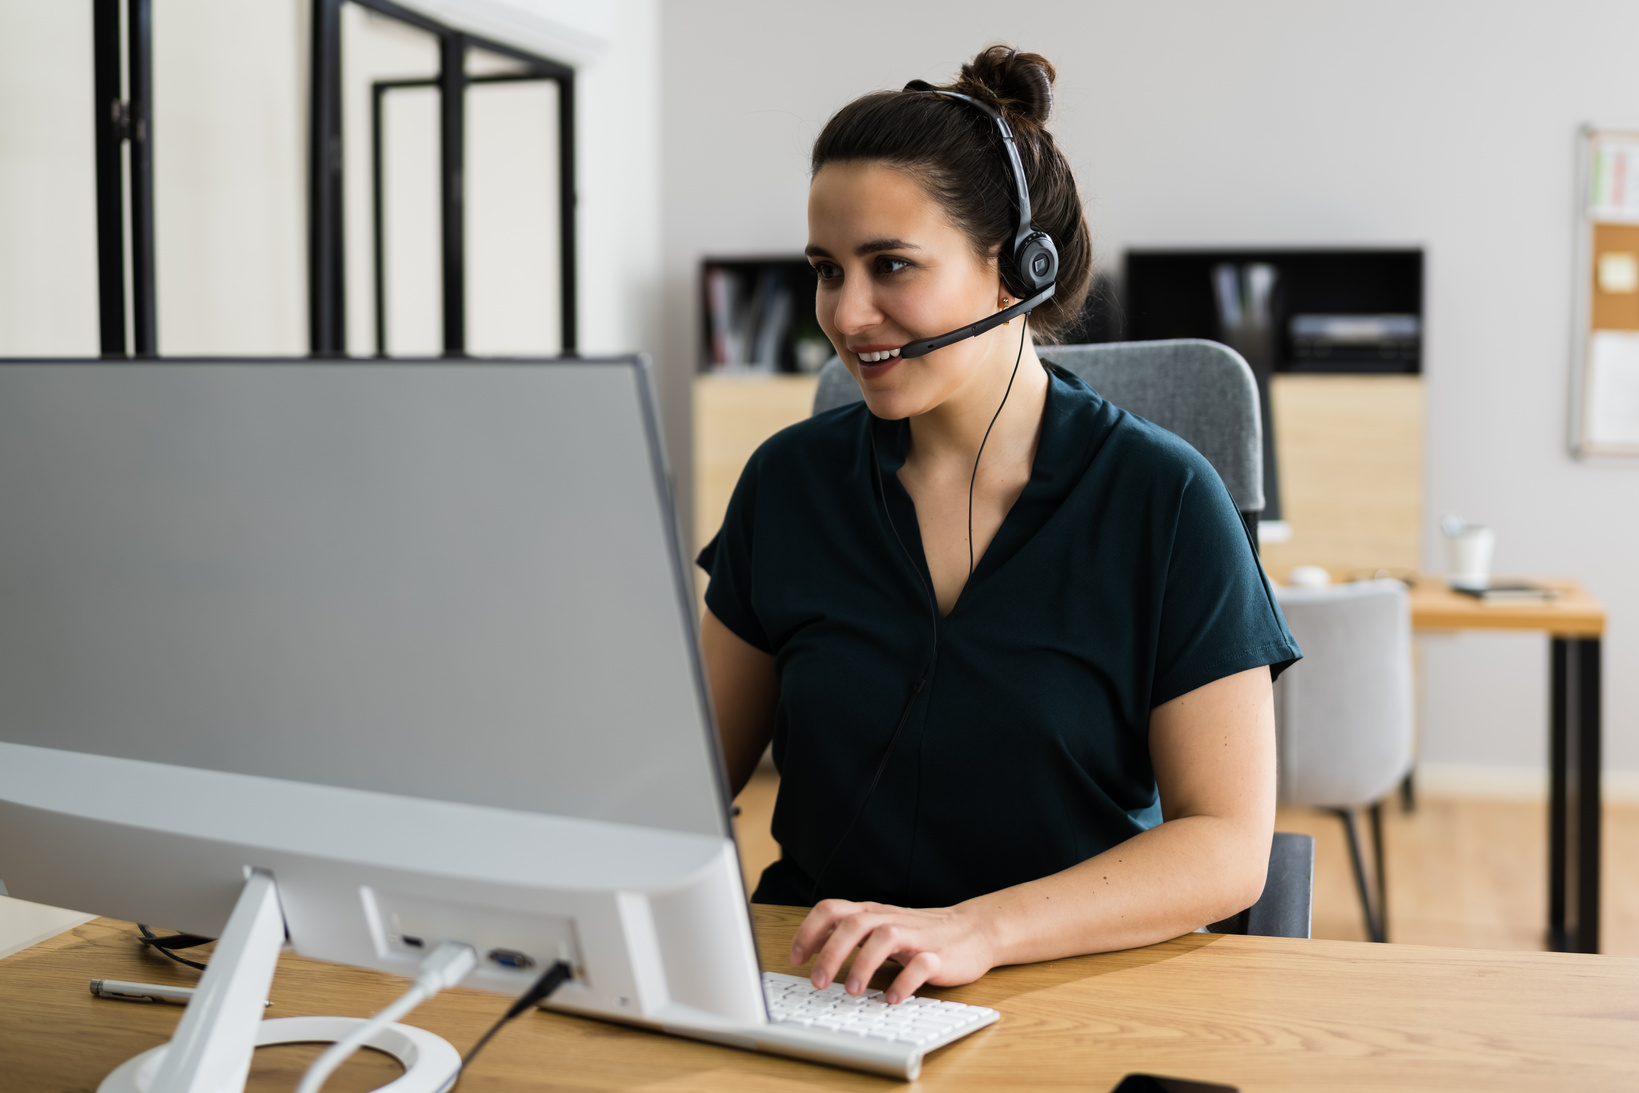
[399,935,425,949]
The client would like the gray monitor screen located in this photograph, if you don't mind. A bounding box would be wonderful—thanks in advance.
[0,359,730,839]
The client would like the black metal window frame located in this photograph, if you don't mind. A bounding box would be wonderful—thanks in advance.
[93,0,156,358]
[312,0,578,358]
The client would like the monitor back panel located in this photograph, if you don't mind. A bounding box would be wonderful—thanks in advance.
[0,358,729,839]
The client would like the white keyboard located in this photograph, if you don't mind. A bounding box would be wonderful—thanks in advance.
[581,971,999,1080]
[761,970,999,1051]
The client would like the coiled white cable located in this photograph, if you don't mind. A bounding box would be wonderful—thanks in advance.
[295,940,477,1093]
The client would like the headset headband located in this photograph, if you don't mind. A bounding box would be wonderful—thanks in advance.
[894,81,1059,359]
[906,85,1037,265]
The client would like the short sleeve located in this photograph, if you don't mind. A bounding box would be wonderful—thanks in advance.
[1151,470,1300,708]
[695,452,773,653]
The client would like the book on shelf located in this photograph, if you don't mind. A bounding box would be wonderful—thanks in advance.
[701,258,830,374]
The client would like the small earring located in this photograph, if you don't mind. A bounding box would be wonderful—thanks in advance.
[1000,298,1012,325]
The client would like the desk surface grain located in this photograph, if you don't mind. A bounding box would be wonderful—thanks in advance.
[1408,576,1606,637]
[2,907,1636,1093]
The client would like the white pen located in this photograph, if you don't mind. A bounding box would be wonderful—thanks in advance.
[90,979,271,1007]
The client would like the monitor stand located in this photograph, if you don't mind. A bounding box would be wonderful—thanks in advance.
[97,870,459,1093]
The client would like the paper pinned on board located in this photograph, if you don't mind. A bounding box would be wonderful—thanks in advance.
[1590,137,1639,222]
[1586,330,1639,448]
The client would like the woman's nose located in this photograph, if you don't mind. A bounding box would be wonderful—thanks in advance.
[831,274,883,336]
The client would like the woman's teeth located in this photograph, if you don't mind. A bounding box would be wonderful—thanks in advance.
[858,348,901,363]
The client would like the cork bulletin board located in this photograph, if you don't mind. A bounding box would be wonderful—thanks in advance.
[1572,128,1639,456]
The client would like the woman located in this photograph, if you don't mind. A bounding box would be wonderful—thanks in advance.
[697,46,1299,1006]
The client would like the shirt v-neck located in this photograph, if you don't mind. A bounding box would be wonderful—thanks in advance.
[867,365,1097,617]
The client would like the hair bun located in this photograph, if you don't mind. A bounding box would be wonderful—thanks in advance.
[954,45,1054,128]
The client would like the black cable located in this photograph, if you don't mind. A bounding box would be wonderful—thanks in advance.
[440,960,572,1091]
[137,924,212,971]
[967,317,1030,577]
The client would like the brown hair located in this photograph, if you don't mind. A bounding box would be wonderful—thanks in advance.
[811,46,1093,342]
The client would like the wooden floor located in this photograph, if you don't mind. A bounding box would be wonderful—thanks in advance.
[732,770,1639,956]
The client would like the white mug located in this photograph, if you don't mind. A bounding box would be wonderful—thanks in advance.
[1445,524,1495,590]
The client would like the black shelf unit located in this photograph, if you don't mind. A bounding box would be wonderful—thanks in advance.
[698,257,826,374]
[1123,248,1424,374]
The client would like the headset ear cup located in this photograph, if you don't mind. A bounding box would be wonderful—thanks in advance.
[1017,233,1059,293]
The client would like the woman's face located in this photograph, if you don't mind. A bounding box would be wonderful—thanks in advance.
[807,162,1013,420]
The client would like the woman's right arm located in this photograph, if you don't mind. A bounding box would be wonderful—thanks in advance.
[700,607,778,797]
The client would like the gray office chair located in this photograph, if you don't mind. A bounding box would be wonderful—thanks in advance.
[812,338,1266,541]
[1209,833,1316,939]
[1273,579,1415,943]
[814,339,1315,939]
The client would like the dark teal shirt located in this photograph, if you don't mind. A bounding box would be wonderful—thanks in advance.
[697,365,1299,908]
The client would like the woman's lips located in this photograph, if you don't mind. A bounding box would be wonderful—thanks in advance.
[852,345,903,379]
[856,355,901,379]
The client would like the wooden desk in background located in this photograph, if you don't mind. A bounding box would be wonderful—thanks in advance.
[1408,577,1607,955]
[4,908,1637,1092]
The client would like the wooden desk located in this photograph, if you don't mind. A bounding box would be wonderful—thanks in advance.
[5,909,1637,1093]
[1408,577,1607,954]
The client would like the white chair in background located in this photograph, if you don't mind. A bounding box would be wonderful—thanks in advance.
[1273,578,1415,942]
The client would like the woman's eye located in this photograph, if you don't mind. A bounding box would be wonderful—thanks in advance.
[811,262,841,283]
[875,256,912,276]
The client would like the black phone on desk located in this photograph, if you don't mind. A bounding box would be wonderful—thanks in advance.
[1110,1075,1240,1093]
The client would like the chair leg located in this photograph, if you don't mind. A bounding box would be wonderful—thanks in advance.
[1333,807,1385,943]
[1398,771,1416,813]
[1369,800,1388,942]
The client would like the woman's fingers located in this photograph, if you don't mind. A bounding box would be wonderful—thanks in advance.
[844,921,908,993]
[809,909,883,989]
[793,902,986,999]
[790,899,857,964]
[885,949,942,1004]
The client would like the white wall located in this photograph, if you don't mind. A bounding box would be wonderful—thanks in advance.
[576,0,661,357]
[659,0,1639,779]
[0,4,99,356]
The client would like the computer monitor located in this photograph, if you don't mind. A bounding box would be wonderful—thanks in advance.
[0,357,767,1086]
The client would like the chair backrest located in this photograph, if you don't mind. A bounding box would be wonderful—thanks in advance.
[1273,579,1415,809]
[810,338,1264,515]
[1209,832,1315,939]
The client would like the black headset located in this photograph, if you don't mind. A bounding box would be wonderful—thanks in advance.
[805,82,1055,904]
[896,81,1059,360]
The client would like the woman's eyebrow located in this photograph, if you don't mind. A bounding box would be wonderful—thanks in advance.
[855,238,920,256]
[804,239,922,260]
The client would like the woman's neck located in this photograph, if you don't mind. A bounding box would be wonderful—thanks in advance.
[905,337,1050,472]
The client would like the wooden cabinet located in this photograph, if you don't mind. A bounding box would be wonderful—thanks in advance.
[1261,374,1424,580]
[692,374,819,607]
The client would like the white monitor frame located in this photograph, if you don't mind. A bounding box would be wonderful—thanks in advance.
[0,357,767,1089]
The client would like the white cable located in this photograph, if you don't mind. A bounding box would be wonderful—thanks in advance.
[295,941,477,1093]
